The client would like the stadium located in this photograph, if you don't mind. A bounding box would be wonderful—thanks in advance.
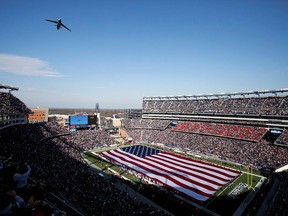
[1,83,288,216]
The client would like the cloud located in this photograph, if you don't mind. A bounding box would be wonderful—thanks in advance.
[0,53,62,77]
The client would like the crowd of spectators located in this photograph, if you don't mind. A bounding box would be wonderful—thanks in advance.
[275,129,288,146]
[122,119,170,130]
[171,121,268,141]
[122,118,269,142]
[0,92,31,130]
[0,93,31,115]
[1,90,288,215]
[0,154,64,215]
[142,95,288,116]
[0,122,166,216]
[124,126,288,170]
[64,129,115,151]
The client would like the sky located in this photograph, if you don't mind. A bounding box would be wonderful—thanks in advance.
[0,0,288,109]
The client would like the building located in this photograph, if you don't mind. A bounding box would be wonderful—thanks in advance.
[28,108,49,123]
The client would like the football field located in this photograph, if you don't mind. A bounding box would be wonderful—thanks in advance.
[84,145,265,216]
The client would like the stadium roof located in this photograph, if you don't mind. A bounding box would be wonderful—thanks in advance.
[143,88,288,100]
[0,83,19,91]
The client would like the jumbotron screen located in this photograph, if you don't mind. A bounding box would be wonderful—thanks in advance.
[69,116,88,126]
[69,115,97,129]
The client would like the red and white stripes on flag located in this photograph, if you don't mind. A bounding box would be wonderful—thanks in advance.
[101,147,240,202]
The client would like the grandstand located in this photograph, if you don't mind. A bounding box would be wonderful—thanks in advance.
[0,86,167,216]
[142,88,288,117]
[0,84,31,130]
[120,88,288,215]
[1,86,288,216]
[123,89,288,167]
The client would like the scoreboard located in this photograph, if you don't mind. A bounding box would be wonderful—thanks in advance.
[69,115,97,130]
[88,115,97,125]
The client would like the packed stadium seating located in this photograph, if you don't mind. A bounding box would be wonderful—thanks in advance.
[142,95,288,116]
[122,119,171,130]
[124,91,288,215]
[123,126,288,169]
[171,121,268,141]
[0,92,30,115]
[1,88,288,215]
[0,92,31,130]
[275,129,288,146]
[0,123,166,215]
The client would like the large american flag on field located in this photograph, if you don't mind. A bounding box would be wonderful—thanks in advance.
[100,145,240,202]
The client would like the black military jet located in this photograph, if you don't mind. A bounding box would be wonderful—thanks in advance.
[45,19,71,32]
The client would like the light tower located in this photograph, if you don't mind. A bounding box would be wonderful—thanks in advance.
[95,103,101,129]
[95,103,100,114]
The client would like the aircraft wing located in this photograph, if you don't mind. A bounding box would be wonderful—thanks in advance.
[61,23,71,32]
[45,19,58,23]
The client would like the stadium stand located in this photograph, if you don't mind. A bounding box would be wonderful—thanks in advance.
[123,128,288,169]
[275,129,288,146]
[122,119,171,130]
[142,89,288,116]
[123,89,288,170]
[1,87,288,215]
[0,88,166,215]
[121,89,288,215]
[171,121,268,141]
[0,123,167,215]
[0,90,31,130]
